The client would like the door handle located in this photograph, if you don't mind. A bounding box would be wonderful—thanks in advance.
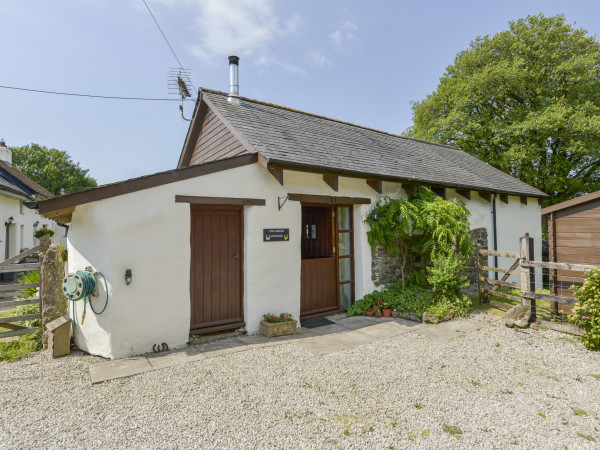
[233,253,240,260]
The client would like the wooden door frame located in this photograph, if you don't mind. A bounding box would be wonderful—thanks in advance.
[189,204,245,334]
[335,204,355,307]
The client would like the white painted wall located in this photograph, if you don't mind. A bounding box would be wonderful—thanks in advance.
[65,163,543,359]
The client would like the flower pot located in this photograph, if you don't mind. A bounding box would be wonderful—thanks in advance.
[374,311,383,318]
[260,320,298,338]
[382,308,392,318]
[391,310,399,318]
[365,310,374,317]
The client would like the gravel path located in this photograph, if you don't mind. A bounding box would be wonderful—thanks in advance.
[1,318,600,449]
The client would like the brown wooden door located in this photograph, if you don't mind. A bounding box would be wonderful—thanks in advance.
[190,205,244,333]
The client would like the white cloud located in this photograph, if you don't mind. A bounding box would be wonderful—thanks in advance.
[329,20,358,48]
[153,0,302,73]
[307,50,331,68]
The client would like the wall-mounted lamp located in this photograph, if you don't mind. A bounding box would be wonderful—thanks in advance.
[370,209,380,222]
[5,216,14,226]
[124,269,132,285]
[33,221,39,228]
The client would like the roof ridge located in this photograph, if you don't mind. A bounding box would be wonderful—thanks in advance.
[199,87,463,153]
[0,160,53,198]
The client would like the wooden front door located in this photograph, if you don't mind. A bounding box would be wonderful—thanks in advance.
[190,205,244,334]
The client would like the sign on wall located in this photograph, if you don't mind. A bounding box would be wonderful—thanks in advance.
[263,228,289,242]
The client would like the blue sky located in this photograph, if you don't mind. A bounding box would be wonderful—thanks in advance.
[1,0,599,185]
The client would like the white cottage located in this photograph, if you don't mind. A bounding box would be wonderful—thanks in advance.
[37,58,546,359]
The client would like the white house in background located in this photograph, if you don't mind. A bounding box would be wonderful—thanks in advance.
[0,139,64,274]
[37,57,546,359]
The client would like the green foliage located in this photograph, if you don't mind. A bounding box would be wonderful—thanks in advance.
[34,228,54,239]
[0,329,42,362]
[426,296,472,319]
[385,282,433,317]
[262,313,294,323]
[406,14,600,205]
[9,143,97,195]
[569,268,600,350]
[426,254,469,300]
[17,270,40,299]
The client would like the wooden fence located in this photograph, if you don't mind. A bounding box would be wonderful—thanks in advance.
[477,233,599,335]
[0,243,45,339]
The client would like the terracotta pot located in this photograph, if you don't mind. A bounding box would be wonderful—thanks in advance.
[382,308,392,318]
[374,311,383,318]
[366,310,374,317]
[391,311,399,318]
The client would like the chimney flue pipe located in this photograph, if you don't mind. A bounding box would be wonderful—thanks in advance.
[227,55,241,105]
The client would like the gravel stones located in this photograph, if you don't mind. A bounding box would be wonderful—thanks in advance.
[1,316,600,448]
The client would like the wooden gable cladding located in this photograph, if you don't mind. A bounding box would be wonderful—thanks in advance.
[187,107,246,166]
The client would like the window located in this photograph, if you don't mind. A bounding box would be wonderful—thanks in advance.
[305,224,317,240]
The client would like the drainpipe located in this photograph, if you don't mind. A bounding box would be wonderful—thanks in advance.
[492,193,498,280]
[4,216,14,260]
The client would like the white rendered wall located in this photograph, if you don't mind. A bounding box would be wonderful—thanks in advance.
[65,162,542,359]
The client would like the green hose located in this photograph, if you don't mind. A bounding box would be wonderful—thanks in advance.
[70,271,109,334]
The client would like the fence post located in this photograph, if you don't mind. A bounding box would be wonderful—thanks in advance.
[477,247,486,303]
[40,243,68,349]
[519,233,536,321]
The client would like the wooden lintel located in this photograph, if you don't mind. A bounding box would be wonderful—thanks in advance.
[323,174,338,192]
[431,187,446,199]
[175,195,265,206]
[288,193,370,205]
[499,194,509,204]
[366,179,382,194]
[478,192,491,202]
[402,183,417,196]
[520,196,528,206]
[537,198,544,207]
[268,168,284,186]
[455,189,471,200]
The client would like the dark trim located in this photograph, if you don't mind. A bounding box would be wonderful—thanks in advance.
[402,183,417,196]
[288,193,370,205]
[479,192,491,202]
[492,193,498,280]
[455,189,471,200]
[499,194,509,204]
[431,186,446,199]
[366,179,382,194]
[178,97,207,168]
[323,174,338,192]
[190,321,245,335]
[269,168,284,185]
[175,195,265,206]
[520,196,528,206]
[38,153,258,216]
[541,190,600,215]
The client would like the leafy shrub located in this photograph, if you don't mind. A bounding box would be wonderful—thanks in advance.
[346,291,385,316]
[262,313,294,323]
[17,270,40,299]
[34,228,54,239]
[426,254,470,301]
[426,296,472,319]
[570,268,600,350]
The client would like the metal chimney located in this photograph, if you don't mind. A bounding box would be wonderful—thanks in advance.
[227,56,241,105]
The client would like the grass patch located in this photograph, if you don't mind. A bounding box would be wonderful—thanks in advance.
[470,380,482,387]
[589,374,600,380]
[414,403,424,409]
[443,424,462,437]
[0,329,42,362]
[573,408,588,416]
[577,432,596,442]
[537,413,546,419]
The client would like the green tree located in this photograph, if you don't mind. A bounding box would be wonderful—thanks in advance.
[9,143,97,195]
[406,14,600,205]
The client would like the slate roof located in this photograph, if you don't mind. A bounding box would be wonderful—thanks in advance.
[0,160,53,198]
[201,89,547,197]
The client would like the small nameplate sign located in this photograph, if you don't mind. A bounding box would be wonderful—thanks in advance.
[263,228,289,242]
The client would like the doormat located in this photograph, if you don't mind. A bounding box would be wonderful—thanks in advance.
[301,317,335,328]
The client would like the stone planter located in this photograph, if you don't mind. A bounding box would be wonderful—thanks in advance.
[260,320,298,338]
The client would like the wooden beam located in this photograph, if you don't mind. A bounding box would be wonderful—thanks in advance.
[175,196,265,206]
[0,244,42,265]
[520,196,528,205]
[479,249,521,258]
[0,313,41,324]
[268,168,284,186]
[288,193,371,205]
[485,290,521,303]
[0,327,40,339]
[478,192,491,202]
[455,189,471,200]
[522,291,576,306]
[499,194,509,204]
[0,263,42,274]
[323,174,338,192]
[402,183,417,196]
[485,278,520,289]
[366,179,382,194]
[538,198,544,207]
[431,187,446,199]
[521,260,598,272]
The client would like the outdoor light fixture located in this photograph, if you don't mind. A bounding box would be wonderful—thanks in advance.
[370,209,380,222]
[33,221,39,227]
[124,269,132,285]
[5,216,14,226]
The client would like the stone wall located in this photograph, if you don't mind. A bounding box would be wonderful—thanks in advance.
[370,227,488,288]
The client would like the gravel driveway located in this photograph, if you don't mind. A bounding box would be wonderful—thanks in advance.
[1,317,600,449]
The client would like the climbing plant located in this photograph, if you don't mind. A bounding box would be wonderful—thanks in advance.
[365,187,473,295]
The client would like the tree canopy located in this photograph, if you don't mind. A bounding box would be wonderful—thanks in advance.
[405,14,600,205]
[9,143,97,195]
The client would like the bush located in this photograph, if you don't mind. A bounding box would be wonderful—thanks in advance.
[262,313,294,323]
[570,268,600,350]
[17,270,40,299]
[426,254,470,301]
[34,228,54,239]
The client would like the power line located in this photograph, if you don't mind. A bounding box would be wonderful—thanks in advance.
[141,0,197,93]
[0,85,193,101]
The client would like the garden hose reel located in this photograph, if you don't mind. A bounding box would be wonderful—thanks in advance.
[62,267,109,331]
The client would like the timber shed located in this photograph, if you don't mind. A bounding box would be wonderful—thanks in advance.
[542,190,600,298]
[36,58,547,359]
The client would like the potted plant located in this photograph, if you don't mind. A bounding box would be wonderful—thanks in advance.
[374,309,383,318]
[365,308,374,317]
[391,310,399,318]
[382,302,392,317]
[260,313,297,338]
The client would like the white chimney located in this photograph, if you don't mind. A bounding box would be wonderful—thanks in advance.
[0,139,12,166]
[227,55,241,105]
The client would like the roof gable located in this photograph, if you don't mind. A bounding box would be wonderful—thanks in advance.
[0,160,53,198]
[193,88,546,198]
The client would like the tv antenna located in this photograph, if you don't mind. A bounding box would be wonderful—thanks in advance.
[168,68,193,121]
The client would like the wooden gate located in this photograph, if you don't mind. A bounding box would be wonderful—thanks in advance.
[0,243,45,339]
[190,205,244,334]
